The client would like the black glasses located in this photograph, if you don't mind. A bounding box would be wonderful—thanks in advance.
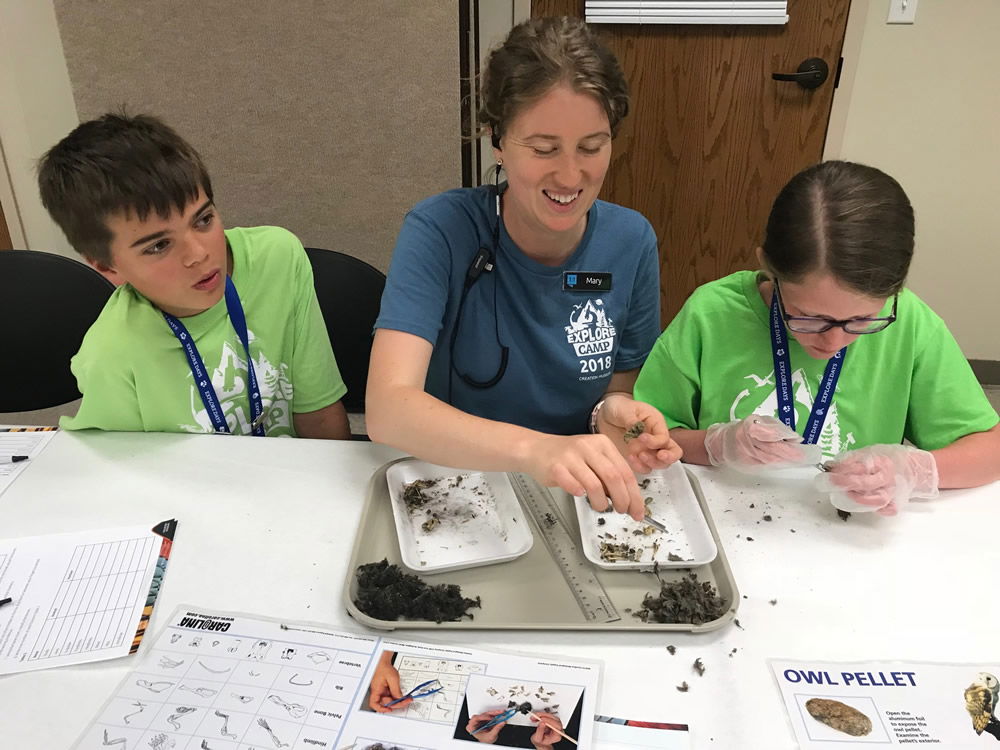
[774,280,897,334]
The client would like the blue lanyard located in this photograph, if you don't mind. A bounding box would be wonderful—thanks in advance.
[162,276,265,436]
[768,288,846,444]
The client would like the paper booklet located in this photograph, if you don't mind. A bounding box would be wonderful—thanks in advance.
[0,519,175,675]
[0,425,57,498]
[73,605,602,750]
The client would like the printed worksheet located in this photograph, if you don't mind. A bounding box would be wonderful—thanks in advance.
[772,658,1000,748]
[74,605,601,750]
[0,425,57,497]
[0,519,175,674]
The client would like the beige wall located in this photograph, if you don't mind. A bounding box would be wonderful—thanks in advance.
[827,0,1000,360]
[0,0,79,256]
[1,1,460,272]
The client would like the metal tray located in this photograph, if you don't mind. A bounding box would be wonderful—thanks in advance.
[343,460,740,631]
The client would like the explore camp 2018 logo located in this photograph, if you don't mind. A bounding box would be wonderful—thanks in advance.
[565,299,616,379]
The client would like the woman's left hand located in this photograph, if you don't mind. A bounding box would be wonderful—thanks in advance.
[597,394,683,473]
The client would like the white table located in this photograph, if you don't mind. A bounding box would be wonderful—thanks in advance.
[0,430,996,748]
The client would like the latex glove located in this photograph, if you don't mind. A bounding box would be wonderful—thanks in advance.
[595,394,684,473]
[815,444,939,516]
[704,415,821,473]
[467,710,507,743]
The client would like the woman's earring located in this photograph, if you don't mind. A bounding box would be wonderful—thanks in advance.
[496,159,503,167]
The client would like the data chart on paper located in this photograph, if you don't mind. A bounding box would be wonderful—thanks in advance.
[23,535,156,662]
[0,522,172,675]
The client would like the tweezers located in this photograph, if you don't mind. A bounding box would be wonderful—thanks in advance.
[385,678,443,707]
[643,513,668,533]
[471,706,519,734]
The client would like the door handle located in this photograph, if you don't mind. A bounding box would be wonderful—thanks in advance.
[771,57,829,90]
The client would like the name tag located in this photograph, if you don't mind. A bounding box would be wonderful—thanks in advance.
[563,272,612,292]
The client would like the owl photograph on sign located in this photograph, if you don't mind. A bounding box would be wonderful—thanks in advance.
[964,671,1000,740]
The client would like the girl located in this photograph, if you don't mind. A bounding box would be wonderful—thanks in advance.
[634,161,999,515]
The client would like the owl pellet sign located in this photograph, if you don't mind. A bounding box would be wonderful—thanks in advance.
[770,659,1000,747]
[781,668,918,687]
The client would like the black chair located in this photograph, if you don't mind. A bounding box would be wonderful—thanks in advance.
[303,247,386,418]
[0,250,114,411]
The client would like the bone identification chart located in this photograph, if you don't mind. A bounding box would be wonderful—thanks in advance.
[771,659,1000,748]
[74,605,600,750]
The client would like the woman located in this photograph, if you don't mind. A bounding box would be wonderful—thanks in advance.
[634,160,999,515]
[367,17,680,519]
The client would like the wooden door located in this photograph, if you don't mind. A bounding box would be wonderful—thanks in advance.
[0,198,11,251]
[533,0,851,324]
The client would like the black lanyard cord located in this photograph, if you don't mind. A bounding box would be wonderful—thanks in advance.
[447,184,510,400]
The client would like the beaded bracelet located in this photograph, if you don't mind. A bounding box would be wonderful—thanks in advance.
[588,398,606,434]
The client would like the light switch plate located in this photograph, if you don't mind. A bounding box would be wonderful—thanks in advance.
[887,0,918,24]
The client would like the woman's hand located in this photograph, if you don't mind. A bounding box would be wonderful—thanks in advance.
[520,433,646,520]
[596,394,683,473]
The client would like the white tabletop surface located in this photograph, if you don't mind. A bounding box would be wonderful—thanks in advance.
[0,429,997,749]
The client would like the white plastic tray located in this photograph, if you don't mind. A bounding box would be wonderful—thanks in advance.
[574,462,718,570]
[386,459,533,574]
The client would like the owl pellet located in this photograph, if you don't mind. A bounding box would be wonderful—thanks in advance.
[623,421,646,443]
[805,698,872,736]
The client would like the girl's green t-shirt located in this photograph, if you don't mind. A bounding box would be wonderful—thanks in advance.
[634,271,997,459]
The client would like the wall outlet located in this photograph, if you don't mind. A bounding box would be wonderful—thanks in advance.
[887,0,918,24]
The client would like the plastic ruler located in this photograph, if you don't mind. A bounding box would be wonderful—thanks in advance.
[507,472,620,623]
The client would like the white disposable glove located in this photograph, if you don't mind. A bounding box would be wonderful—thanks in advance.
[815,444,939,516]
[704,415,822,473]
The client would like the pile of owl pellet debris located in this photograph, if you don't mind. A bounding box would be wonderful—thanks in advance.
[354,559,481,623]
[633,569,726,625]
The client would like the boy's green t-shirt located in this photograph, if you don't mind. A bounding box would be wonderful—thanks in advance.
[634,271,998,458]
[62,226,346,436]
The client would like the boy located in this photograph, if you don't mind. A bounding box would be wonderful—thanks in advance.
[37,113,350,439]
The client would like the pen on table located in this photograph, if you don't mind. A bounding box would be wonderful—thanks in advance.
[0,455,29,465]
[0,598,12,608]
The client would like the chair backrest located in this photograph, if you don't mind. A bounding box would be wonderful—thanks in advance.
[0,250,114,411]
[304,247,386,414]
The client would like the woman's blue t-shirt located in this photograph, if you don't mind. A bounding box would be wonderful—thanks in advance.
[375,185,661,435]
